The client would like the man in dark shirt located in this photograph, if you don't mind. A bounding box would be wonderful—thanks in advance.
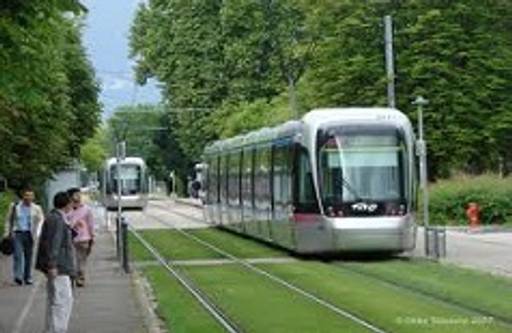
[36,192,75,333]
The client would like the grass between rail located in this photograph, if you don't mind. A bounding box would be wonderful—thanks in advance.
[188,228,287,258]
[143,266,225,333]
[129,227,288,261]
[128,229,223,261]
[182,265,370,332]
[132,227,512,332]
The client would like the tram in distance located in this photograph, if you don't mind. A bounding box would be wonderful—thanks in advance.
[100,157,149,210]
[203,108,417,254]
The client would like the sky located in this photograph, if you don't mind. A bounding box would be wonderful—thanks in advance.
[81,0,160,119]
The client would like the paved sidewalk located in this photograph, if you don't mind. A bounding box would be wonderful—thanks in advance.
[412,227,512,278]
[0,231,147,333]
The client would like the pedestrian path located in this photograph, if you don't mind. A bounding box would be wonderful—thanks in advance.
[0,230,147,333]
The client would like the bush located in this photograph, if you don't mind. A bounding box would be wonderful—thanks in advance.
[0,191,16,234]
[425,174,512,226]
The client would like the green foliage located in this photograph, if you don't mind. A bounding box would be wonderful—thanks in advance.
[80,128,107,173]
[130,0,512,179]
[0,1,100,188]
[428,175,512,225]
[105,104,188,181]
[0,191,15,234]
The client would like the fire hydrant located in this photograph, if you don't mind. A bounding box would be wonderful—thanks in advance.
[466,202,481,229]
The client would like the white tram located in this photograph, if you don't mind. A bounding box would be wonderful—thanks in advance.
[203,108,417,254]
[100,157,149,210]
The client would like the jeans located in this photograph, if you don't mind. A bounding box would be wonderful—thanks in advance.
[45,275,73,333]
[13,231,33,282]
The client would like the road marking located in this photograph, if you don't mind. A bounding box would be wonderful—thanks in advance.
[12,278,43,333]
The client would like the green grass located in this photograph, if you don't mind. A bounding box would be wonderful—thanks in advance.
[183,264,370,332]
[129,229,222,261]
[261,262,511,333]
[338,259,512,322]
[189,227,288,258]
[143,266,225,333]
[129,227,289,262]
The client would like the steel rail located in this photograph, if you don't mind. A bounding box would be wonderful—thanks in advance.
[146,207,388,333]
[128,226,240,333]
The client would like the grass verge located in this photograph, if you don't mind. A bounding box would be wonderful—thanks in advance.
[338,258,512,322]
[261,262,511,333]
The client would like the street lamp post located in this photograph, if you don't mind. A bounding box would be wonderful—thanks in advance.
[412,96,430,256]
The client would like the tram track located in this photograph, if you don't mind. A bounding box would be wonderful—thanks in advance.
[143,205,388,333]
[129,225,242,333]
[148,200,512,330]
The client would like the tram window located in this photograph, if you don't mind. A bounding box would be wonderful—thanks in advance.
[228,152,240,206]
[255,145,271,210]
[109,165,142,195]
[207,157,217,204]
[241,148,253,209]
[293,146,320,214]
[219,155,227,204]
[273,142,292,209]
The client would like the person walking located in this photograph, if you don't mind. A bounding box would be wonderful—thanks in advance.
[3,187,44,285]
[66,187,95,287]
[36,192,75,333]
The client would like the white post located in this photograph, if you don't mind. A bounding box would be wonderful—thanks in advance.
[413,96,430,256]
[384,15,396,108]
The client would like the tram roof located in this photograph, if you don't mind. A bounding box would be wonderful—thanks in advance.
[204,108,410,154]
[304,108,410,127]
[105,157,146,166]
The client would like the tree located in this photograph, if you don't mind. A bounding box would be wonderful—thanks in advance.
[80,128,107,173]
[0,1,100,188]
[104,104,188,180]
[130,0,512,179]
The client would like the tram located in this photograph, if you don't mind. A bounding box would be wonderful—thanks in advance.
[203,108,417,254]
[100,157,149,210]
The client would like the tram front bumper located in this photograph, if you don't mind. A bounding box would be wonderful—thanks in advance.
[331,217,417,252]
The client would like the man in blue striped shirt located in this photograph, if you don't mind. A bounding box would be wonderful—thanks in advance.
[4,187,44,285]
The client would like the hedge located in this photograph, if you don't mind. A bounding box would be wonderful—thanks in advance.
[424,174,512,226]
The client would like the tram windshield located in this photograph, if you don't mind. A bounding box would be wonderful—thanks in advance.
[317,125,408,217]
[109,164,142,195]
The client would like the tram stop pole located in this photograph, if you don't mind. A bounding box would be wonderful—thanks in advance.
[121,217,130,273]
[116,141,126,260]
[413,96,430,257]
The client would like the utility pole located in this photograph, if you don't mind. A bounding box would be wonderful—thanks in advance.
[384,15,396,109]
[412,96,429,256]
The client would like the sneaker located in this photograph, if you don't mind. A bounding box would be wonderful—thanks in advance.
[14,278,23,286]
[24,279,33,285]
